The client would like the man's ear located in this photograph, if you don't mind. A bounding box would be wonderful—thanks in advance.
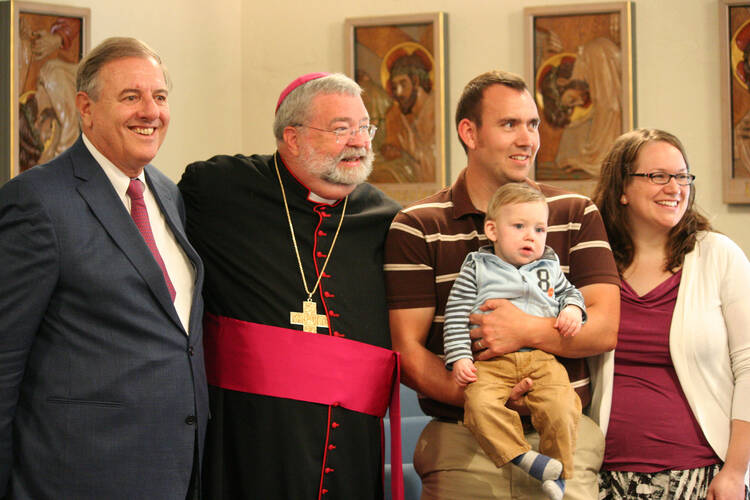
[484,218,498,242]
[283,126,301,156]
[76,91,93,129]
[458,118,478,151]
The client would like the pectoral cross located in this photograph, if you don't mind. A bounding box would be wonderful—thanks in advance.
[290,299,329,333]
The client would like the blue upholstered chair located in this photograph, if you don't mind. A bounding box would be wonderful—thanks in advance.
[384,384,431,500]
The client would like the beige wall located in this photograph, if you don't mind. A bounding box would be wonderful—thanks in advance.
[23,0,243,182]
[241,0,750,255]
[16,0,748,253]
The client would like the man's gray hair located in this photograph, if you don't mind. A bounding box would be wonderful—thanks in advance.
[76,37,171,100]
[273,73,362,141]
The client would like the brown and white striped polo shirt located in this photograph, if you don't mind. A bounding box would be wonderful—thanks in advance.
[384,168,620,420]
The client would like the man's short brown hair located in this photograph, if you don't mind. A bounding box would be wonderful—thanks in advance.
[455,70,528,153]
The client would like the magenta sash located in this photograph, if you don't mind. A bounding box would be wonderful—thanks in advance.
[203,312,404,500]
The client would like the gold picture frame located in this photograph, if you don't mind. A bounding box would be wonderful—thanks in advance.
[720,0,750,203]
[1,1,90,184]
[525,2,635,197]
[345,12,447,205]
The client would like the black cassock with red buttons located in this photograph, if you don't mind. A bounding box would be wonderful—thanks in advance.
[180,152,400,499]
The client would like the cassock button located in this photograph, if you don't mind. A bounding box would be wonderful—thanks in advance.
[322,272,331,278]
[333,331,345,338]
[324,291,335,298]
[329,310,340,317]
[185,415,197,425]
[317,251,327,258]
[328,444,336,450]
[318,230,327,237]
[322,489,328,495]
[331,422,340,428]
[325,467,334,474]
[332,401,340,407]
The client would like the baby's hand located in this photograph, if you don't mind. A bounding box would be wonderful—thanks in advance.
[452,358,478,386]
[555,305,583,337]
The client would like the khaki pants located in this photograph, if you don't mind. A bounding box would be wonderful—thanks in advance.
[414,414,604,500]
[463,350,581,478]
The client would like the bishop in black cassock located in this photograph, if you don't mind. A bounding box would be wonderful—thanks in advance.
[179,72,401,500]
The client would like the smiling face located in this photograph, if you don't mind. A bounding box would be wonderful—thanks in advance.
[299,137,374,187]
[485,200,549,267]
[292,92,373,198]
[77,56,169,177]
[621,140,690,234]
[465,84,541,185]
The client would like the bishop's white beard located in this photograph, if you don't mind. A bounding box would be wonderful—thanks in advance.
[301,144,374,186]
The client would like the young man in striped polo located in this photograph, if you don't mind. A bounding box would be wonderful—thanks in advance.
[383,70,620,500]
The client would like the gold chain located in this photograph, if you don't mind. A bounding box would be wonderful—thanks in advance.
[273,153,347,301]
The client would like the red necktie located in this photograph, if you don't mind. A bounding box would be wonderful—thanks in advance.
[127,178,176,301]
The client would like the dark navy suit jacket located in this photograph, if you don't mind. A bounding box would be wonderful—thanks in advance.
[0,138,208,500]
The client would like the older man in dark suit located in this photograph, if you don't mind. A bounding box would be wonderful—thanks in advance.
[0,37,207,500]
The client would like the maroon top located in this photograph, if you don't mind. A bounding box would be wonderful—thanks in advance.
[603,270,720,472]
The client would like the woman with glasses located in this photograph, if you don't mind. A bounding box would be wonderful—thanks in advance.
[590,128,750,499]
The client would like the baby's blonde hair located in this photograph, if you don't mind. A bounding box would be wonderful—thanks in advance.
[486,183,547,222]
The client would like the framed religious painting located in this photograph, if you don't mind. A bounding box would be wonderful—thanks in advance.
[525,2,635,197]
[345,12,447,205]
[0,1,90,185]
[720,0,750,203]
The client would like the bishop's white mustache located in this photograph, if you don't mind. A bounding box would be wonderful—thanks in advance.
[336,147,373,163]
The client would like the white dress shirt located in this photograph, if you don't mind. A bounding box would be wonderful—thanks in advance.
[82,134,195,332]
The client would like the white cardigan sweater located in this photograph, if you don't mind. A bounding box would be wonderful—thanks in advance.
[588,231,750,461]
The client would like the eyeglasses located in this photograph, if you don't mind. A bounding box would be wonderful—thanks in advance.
[299,124,377,144]
[629,172,696,186]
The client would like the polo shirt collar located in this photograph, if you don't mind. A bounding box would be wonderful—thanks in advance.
[450,168,542,219]
[450,168,483,219]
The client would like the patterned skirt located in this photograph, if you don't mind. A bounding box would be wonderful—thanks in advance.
[599,465,749,500]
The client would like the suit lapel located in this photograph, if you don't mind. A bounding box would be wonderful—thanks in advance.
[146,166,205,335]
[145,166,200,268]
[71,139,185,333]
